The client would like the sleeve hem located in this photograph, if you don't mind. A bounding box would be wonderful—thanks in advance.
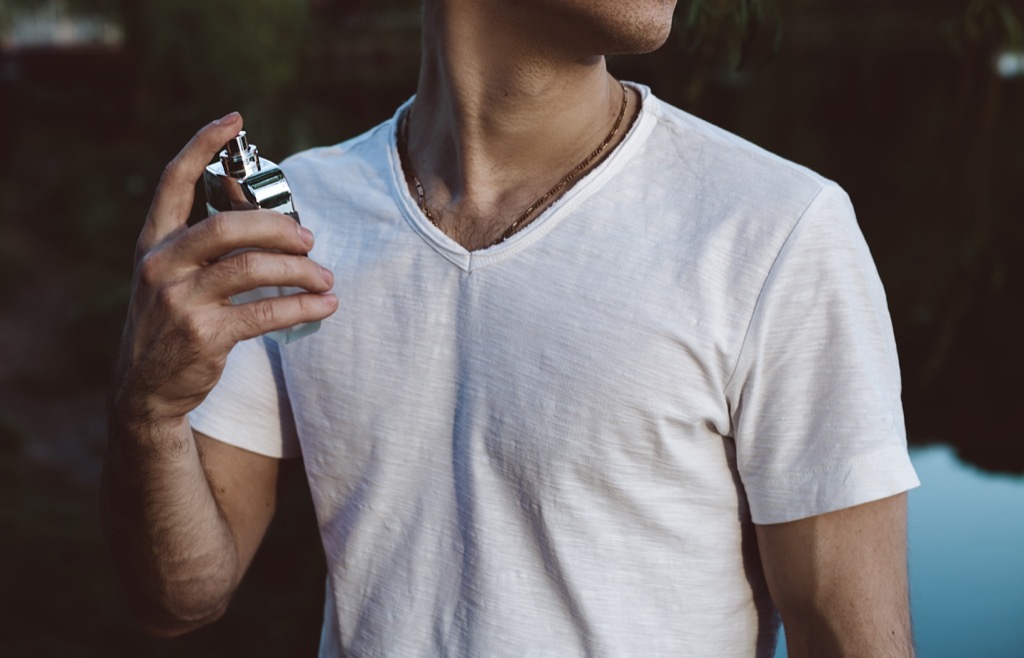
[189,413,300,460]
[747,443,920,525]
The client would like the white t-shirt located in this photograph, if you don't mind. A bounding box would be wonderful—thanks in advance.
[191,83,919,657]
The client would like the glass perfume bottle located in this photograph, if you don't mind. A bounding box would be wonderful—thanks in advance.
[203,131,320,344]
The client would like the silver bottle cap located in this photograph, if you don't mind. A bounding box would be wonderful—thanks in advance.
[220,130,261,178]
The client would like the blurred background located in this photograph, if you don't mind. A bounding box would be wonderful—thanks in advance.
[0,0,1021,656]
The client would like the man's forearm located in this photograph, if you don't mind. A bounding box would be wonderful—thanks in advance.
[100,406,240,637]
[758,495,914,658]
[782,606,914,658]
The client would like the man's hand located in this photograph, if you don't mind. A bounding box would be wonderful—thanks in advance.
[102,113,336,637]
[113,111,338,427]
[756,494,914,657]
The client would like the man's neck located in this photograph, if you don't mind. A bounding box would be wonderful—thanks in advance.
[404,1,634,249]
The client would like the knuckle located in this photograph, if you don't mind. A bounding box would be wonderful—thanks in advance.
[133,239,150,267]
[203,212,231,244]
[237,250,260,279]
[159,160,181,187]
[182,312,217,346]
[304,262,328,291]
[154,280,183,312]
[223,249,261,283]
[249,300,278,328]
[136,252,163,288]
[166,311,218,355]
[297,293,321,316]
[297,290,333,320]
[177,311,203,343]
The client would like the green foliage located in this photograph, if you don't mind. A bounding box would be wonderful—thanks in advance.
[138,0,308,114]
[960,0,1024,49]
[0,0,118,31]
[676,0,782,69]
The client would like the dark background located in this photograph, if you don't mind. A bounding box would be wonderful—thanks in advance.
[1,0,1022,655]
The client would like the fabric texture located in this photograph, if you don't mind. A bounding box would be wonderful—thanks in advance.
[190,83,919,657]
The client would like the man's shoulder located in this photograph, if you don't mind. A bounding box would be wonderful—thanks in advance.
[640,90,830,212]
[625,89,859,295]
[280,111,399,184]
[272,109,405,236]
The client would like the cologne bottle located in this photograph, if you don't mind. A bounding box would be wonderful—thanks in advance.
[203,131,320,344]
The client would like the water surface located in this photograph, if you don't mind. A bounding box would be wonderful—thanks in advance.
[776,445,1024,657]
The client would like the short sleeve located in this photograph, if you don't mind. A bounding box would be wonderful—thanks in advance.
[725,183,919,524]
[188,335,301,459]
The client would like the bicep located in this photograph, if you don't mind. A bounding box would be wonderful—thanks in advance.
[755,493,913,657]
[194,430,281,576]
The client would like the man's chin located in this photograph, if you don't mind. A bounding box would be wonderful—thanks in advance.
[603,22,674,57]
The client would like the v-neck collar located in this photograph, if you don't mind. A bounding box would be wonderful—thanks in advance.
[386,82,657,273]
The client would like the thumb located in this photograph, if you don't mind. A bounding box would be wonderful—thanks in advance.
[138,112,245,254]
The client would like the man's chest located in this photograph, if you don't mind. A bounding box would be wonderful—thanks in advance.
[284,238,747,501]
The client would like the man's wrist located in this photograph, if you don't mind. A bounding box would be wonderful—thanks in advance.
[106,386,196,461]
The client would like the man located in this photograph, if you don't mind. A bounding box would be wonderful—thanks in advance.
[102,1,920,656]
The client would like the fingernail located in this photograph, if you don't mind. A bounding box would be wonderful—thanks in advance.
[320,265,334,285]
[298,225,314,245]
[214,111,240,125]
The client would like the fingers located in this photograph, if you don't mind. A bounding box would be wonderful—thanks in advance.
[140,112,244,252]
[172,210,315,265]
[199,250,334,300]
[226,291,339,344]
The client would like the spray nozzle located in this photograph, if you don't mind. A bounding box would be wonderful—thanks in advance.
[220,130,261,178]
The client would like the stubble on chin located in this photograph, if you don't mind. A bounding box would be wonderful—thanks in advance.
[568,2,677,57]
